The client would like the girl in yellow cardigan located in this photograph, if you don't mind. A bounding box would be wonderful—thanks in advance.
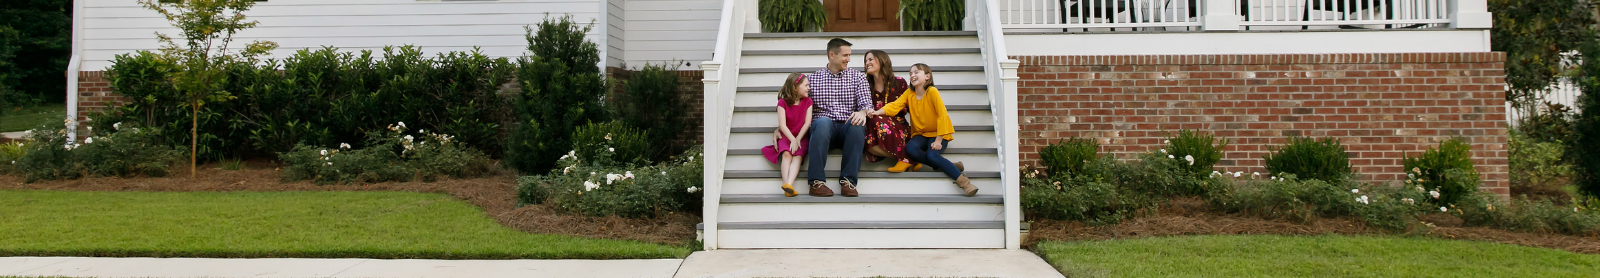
[870,63,977,197]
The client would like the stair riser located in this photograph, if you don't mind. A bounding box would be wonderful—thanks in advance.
[740,53,985,70]
[735,90,992,107]
[721,178,1003,195]
[716,229,1005,249]
[727,131,999,150]
[718,203,1004,222]
[723,154,1001,172]
[731,110,995,128]
[737,71,988,88]
[743,36,980,51]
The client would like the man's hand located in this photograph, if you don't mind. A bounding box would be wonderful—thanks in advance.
[869,109,886,116]
[850,111,868,126]
[932,138,944,151]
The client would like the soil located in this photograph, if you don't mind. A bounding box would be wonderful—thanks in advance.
[0,160,700,246]
[1025,198,1600,255]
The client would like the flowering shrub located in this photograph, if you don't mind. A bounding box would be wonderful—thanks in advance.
[1454,191,1600,236]
[1022,157,1158,225]
[279,122,493,184]
[12,119,185,182]
[1401,138,1480,206]
[516,146,704,218]
[1163,129,1226,177]
[1038,137,1099,179]
[570,121,650,167]
[1208,174,1429,231]
[1263,136,1353,182]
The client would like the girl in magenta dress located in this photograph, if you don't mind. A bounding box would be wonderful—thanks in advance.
[761,73,813,197]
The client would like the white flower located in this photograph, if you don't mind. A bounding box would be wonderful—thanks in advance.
[1429,190,1441,199]
[1357,195,1369,205]
[397,122,406,129]
[563,166,574,174]
[321,150,329,156]
[1351,189,1359,194]
[661,171,667,176]
[1167,155,1175,159]
[687,186,701,193]
[1440,207,1448,212]
[1233,172,1242,178]
[325,162,332,166]
[1184,155,1194,165]
[1160,149,1168,154]
[688,156,694,162]
[584,181,599,191]
[625,171,634,179]
[113,122,122,131]
[21,130,31,137]
[1403,198,1415,205]
[560,154,570,160]
[605,133,613,141]
[569,150,577,156]
[1211,171,1221,177]
[606,173,620,184]
[86,126,92,132]
[1407,173,1415,179]
[591,172,596,176]
[609,147,615,152]
[340,143,351,149]
[403,135,414,142]
[83,137,93,144]
[1164,140,1170,144]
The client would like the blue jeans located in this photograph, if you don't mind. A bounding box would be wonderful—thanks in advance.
[807,118,866,185]
[906,135,962,180]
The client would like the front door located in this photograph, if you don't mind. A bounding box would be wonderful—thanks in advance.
[824,0,900,32]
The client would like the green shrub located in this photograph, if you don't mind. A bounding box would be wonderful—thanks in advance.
[507,15,609,175]
[1038,137,1099,179]
[1263,136,1352,182]
[571,121,650,167]
[14,121,186,182]
[0,0,71,104]
[97,51,238,161]
[1575,40,1600,199]
[613,63,689,160]
[1022,157,1157,225]
[517,147,704,218]
[1455,191,1600,236]
[900,0,965,31]
[1209,175,1427,231]
[1127,151,1226,197]
[1515,102,1577,143]
[1509,130,1573,194]
[758,0,827,32]
[1162,129,1227,177]
[278,122,493,185]
[1401,138,1480,206]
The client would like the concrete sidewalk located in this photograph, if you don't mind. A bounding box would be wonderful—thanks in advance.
[1,257,684,278]
[672,249,1064,278]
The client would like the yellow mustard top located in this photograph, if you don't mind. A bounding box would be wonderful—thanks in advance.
[880,86,955,141]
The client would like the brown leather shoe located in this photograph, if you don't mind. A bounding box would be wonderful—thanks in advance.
[839,178,859,197]
[954,174,978,197]
[808,180,834,197]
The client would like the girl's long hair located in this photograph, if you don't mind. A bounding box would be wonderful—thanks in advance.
[778,72,807,106]
[865,50,896,89]
[910,63,934,91]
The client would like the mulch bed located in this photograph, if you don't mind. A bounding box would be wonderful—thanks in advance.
[0,160,700,246]
[1025,198,1600,255]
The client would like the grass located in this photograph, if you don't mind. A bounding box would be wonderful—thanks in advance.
[0,103,65,132]
[0,190,692,259]
[1036,235,1600,278]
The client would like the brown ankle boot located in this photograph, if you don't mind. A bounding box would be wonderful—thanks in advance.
[954,174,977,197]
[953,161,965,172]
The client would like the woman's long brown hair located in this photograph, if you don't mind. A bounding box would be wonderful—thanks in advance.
[864,50,896,90]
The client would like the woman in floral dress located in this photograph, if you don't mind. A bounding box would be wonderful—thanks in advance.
[862,50,917,172]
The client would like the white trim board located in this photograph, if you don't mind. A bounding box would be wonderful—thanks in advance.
[1004,30,1491,56]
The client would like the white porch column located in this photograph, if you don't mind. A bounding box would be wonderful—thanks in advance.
[1450,0,1493,29]
[1202,0,1241,31]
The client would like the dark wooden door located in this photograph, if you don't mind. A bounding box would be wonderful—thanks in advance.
[824,0,900,32]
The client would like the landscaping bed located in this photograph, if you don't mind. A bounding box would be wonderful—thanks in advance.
[0,162,700,249]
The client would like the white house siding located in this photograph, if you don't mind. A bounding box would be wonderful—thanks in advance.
[622,0,720,69]
[79,0,605,71]
[607,0,626,68]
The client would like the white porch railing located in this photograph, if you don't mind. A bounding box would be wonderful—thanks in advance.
[970,0,1024,250]
[1509,78,1585,127]
[699,0,752,251]
[999,0,1488,30]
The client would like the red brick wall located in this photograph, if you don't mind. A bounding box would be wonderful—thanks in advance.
[74,71,123,122]
[1013,53,1510,197]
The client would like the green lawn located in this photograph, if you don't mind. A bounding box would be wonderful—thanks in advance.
[1037,235,1600,278]
[0,103,65,132]
[0,190,691,259]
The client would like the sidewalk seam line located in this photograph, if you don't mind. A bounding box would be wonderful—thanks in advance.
[7,257,78,276]
[326,259,371,278]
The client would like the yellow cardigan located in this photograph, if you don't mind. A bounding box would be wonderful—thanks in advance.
[880,86,955,141]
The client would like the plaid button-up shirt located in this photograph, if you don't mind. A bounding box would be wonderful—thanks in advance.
[807,67,872,121]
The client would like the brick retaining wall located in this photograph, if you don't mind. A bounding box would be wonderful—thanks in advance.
[1012,53,1510,196]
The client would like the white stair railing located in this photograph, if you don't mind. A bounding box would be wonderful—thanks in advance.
[700,0,751,251]
[998,0,1491,30]
[972,0,1023,250]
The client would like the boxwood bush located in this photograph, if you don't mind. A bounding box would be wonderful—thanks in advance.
[1263,136,1353,182]
[13,121,185,182]
[517,147,704,218]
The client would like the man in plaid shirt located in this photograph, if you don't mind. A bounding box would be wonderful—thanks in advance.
[804,38,873,197]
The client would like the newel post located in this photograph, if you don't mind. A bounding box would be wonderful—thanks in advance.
[1450,0,1493,29]
[1202,0,1241,31]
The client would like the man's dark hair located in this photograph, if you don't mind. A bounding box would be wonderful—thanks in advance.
[827,38,853,54]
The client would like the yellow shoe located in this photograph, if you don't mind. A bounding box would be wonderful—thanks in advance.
[887,162,915,173]
[911,163,924,172]
[781,183,798,197]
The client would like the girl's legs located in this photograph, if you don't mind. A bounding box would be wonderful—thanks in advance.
[906,136,963,180]
[779,153,798,197]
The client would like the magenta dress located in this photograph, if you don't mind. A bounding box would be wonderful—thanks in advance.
[762,97,813,164]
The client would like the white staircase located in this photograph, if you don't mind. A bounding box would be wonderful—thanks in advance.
[700,0,1020,250]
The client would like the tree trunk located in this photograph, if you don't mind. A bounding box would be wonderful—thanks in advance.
[191,102,198,178]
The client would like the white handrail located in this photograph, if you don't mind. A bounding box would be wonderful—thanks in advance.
[700,0,747,251]
[1000,0,1477,30]
[973,0,1023,250]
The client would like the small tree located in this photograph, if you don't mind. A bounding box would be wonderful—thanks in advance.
[1572,40,1600,199]
[506,15,608,174]
[1489,0,1598,105]
[139,0,278,177]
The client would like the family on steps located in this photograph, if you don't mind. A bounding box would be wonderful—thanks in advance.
[760,38,977,198]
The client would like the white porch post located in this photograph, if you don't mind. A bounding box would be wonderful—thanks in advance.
[1450,0,1493,29]
[700,61,722,251]
[1000,59,1021,250]
[1202,0,1241,31]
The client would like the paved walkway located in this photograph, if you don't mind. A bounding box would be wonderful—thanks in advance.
[1,249,1062,278]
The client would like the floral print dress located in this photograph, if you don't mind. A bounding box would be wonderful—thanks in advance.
[866,76,912,163]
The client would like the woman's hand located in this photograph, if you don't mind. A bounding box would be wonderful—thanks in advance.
[869,109,886,116]
[932,138,944,151]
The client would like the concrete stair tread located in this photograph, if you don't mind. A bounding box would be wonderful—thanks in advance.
[731,126,994,133]
[733,105,989,112]
[745,31,977,38]
[739,84,987,92]
[740,66,984,74]
[726,148,996,155]
[722,194,1001,204]
[701,221,1003,230]
[722,170,1001,179]
[744,48,980,55]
